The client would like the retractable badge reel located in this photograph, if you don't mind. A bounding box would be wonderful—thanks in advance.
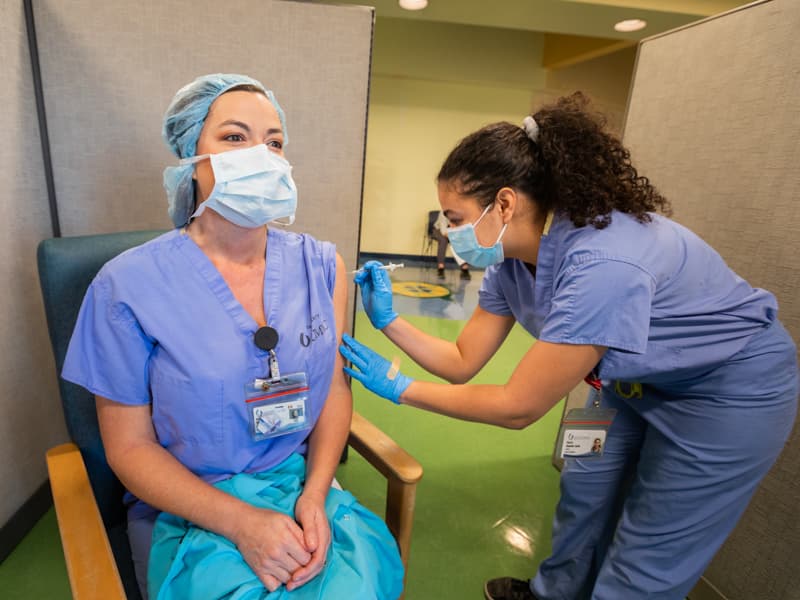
[556,372,616,459]
[245,326,311,442]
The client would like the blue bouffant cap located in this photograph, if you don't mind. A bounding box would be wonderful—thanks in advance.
[161,73,288,227]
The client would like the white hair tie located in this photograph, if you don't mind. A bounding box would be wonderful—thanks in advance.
[522,115,539,142]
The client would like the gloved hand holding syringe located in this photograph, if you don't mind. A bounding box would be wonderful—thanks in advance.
[342,259,411,400]
[351,261,401,330]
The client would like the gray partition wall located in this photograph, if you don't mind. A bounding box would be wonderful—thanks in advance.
[2,0,372,550]
[623,1,800,598]
[33,0,373,283]
[0,1,67,538]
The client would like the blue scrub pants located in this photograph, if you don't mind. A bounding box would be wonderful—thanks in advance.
[532,322,798,600]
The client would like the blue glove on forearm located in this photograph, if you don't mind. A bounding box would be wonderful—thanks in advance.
[339,333,412,404]
[354,260,398,330]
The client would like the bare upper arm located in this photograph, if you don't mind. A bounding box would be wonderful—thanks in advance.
[454,306,516,380]
[505,340,607,425]
[327,253,351,397]
[95,395,157,463]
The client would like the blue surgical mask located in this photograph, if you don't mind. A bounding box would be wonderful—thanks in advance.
[447,204,508,268]
[181,144,297,228]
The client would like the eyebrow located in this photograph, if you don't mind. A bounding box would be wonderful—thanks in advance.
[217,120,282,136]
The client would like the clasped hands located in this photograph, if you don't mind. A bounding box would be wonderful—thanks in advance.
[233,492,330,592]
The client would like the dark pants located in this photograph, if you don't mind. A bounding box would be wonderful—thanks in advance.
[432,228,448,265]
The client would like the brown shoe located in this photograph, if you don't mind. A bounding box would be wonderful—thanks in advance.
[484,577,537,600]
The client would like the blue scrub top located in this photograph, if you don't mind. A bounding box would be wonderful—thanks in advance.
[62,228,338,517]
[479,211,778,384]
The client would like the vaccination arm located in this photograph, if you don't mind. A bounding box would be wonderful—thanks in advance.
[356,261,515,383]
[342,335,605,429]
[98,415,310,590]
[384,307,515,383]
[288,253,352,591]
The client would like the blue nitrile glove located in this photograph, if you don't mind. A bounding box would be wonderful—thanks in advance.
[354,260,398,330]
[340,333,412,404]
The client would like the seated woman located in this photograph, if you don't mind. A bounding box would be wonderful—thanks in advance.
[62,73,403,600]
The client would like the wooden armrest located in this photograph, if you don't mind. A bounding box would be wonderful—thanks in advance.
[46,422,420,600]
[348,410,422,598]
[46,443,126,600]
[348,411,423,485]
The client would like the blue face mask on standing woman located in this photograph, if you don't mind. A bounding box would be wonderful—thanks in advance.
[181,144,297,228]
[447,203,508,268]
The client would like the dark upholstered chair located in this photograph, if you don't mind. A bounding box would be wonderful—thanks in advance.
[38,230,422,600]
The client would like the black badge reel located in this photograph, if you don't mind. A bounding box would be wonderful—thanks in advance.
[247,326,311,441]
[254,326,279,352]
[254,326,281,384]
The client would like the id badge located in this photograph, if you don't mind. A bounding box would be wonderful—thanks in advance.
[245,372,311,441]
[556,404,616,459]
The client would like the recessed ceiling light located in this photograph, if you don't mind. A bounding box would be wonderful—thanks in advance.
[614,19,647,32]
[399,0,428,10]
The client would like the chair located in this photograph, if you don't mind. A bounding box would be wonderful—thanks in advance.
[38,230,423,600]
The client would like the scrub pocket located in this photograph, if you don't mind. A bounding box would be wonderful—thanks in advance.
[151,368,225,450]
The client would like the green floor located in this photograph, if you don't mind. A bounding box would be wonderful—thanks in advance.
[337,314,562,599]
[0,312,561,599]
[0,508,71,599]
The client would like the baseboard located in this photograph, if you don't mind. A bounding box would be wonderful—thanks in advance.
[0,480,53,564]
[687,575,728,600]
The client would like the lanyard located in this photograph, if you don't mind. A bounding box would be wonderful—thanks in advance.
[254,326,282,387]
[584,371,602,408]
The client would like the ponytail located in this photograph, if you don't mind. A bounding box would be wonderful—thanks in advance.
[437,92,670,229]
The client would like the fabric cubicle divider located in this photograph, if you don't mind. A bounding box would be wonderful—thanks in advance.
[623,1,800,598]
[32,0,374,329]
[0,0,372,555]
[0,0,68,536]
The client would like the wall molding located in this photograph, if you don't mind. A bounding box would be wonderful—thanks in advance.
[687,576,729,600]
[0,481,52,564]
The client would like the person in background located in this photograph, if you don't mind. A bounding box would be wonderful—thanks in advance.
[431,209,471,279]
[62,73,402,600]
[341,92,798,600]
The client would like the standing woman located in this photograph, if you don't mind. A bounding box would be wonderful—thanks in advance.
[340,93,798,600]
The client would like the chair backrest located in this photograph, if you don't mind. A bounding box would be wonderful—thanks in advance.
[38,230,165,527]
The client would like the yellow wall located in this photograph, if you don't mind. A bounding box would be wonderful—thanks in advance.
[362,76,536,255]
[361,17,636,255]
[542,46,637,134]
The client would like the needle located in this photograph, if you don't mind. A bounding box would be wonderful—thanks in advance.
[350,262,405,275]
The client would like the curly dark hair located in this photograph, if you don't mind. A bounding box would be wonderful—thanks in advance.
[437,92,670,229]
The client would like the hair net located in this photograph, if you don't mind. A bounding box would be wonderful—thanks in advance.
[162,73,288,228]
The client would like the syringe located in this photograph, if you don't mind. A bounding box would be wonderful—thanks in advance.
[350,262,405,275]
